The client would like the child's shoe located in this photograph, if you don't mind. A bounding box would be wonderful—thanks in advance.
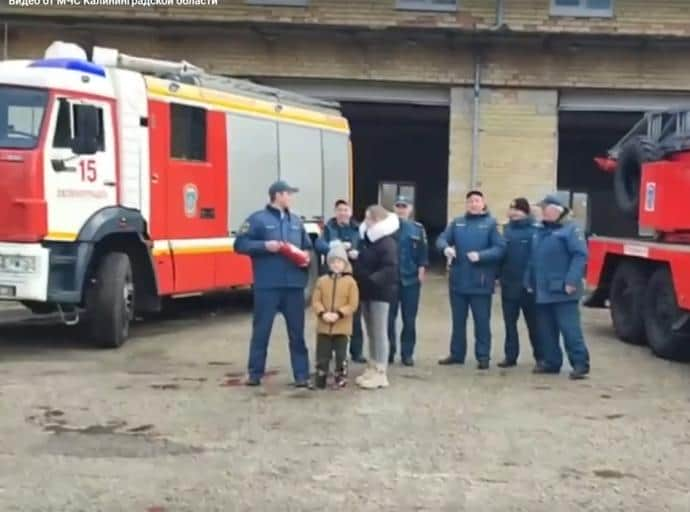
[314,371,328,390]
[333,373,347,389]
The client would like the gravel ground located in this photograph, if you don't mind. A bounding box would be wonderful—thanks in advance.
[0,273,689,512]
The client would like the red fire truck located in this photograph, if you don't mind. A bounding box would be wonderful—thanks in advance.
[0,42,352,347]
[585,110,690,361]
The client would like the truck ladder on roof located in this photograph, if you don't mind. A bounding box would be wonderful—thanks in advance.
[91,44,341,113]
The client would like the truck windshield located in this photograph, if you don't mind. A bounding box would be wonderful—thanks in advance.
[0,85,48,150]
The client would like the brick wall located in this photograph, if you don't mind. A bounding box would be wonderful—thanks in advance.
[448,87,557,220]
[2,0,690,38]
[7,25,690,92]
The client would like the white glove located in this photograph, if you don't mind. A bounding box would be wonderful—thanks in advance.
[328,240,342,249]
[443,247,457,260]
[348,250,359,260]
[343,242,352,250]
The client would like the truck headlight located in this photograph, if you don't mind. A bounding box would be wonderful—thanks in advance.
[0,255,37,273]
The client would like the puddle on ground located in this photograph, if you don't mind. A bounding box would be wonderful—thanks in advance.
[605,414,625,420]
[600,394,612,399]
[400,374,427,381]
[172,377,207,383]
[593,469,635,479]
[150,384,180,391]
[533,385,552,391]
[115,385,131,391]
[208,361,233,366]
[127,424,155,433]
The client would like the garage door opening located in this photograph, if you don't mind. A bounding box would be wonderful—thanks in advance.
[558,111,643,238]
[341,102,449,254]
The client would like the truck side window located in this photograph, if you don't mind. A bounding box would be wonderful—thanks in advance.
[53,99,105,151]
[170,103,206,161]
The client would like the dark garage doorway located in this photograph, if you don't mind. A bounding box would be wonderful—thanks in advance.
[558,111,643,238]
[341,102,449,252]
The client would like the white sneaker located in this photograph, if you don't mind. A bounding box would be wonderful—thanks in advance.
[355,365,374,386]
[358,366,389,390]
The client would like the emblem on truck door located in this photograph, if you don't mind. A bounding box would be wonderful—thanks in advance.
[644,182,656,212]
[183,184,199,218]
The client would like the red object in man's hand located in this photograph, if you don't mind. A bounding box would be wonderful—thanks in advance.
[278,242,310,268]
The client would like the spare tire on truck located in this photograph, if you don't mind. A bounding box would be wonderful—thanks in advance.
[643,267,690,361]
[614,136,662,217]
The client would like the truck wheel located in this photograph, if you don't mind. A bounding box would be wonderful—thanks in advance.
[614,136,662,217]
[609,262,648,345]
[643,267,690,361]
[86,252,135,348]
[303,250,318,305]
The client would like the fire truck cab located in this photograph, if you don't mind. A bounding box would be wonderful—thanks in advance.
[0,42,352,347]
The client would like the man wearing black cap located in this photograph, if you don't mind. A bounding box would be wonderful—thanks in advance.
[497,197,541,369]
[235,180,313,387]
[388,195,429,366]
[525,194,590,380]
[436,190,506,370]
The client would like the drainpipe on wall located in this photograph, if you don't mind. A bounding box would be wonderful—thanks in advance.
[3,23,8,60]
[491,0,505,29]
[470,52,481,189]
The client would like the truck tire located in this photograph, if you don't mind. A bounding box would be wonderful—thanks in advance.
[303,250,318,305]
[643,267,690,361]
[609,262,648,345]
[86,252,135,348]
[614,136,662,217]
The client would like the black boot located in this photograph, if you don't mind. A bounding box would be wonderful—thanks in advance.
[351,355,367,364]
[497,360,517,368]
[532,363,559,375]
[402,357,415,367]
[438,356,464,365]
[477,361,490,370]
[569,367,589,380]
[314,372,327,390]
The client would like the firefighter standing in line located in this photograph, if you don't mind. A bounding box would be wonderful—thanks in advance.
[235,180,313,387]
[314,199,366,364]
[388,195,429,367]
[497,197,541,369]
[525,194,590,380]
[436,190,506,370]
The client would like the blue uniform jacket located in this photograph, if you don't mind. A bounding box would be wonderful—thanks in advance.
[397,218,429,287]
[314,218,360,256]
[234,205,312,290]
[436,212,506,295]
[525,221,588,304]
[499,217,539,300]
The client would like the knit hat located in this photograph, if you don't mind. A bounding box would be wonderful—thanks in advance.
[510,197,531,215]
[327,244,349,265]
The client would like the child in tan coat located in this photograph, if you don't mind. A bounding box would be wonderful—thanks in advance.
[311,244,360,389]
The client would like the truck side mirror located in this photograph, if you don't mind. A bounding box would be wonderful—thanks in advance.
[71,105,99,155]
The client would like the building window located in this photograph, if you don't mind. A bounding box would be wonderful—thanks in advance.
[396,0,457,12]
[551,0,613,17]
[170,104,206,161]
[245,0,308,6]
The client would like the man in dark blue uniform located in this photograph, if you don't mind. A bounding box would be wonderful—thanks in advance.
[235,180,313,387]
[314,199,365,363]
[498,197,541,369]
[525,195,590,380]
[388,195,429,366]
[437,190,506,370]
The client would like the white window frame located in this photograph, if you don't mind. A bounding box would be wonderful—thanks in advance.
[396,0,457,13]
[550,0,613,18]
[246,0,307,6]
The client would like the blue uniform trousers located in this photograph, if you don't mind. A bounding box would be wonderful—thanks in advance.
[536,301,590,372]
[248,288,310,382]
[502,290,541,364]
[449,292,492,363]
[388,283,422,360]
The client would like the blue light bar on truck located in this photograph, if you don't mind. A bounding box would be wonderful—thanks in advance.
[29,58,106,77]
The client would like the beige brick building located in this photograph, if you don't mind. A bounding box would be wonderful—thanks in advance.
[2,0,690,239]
